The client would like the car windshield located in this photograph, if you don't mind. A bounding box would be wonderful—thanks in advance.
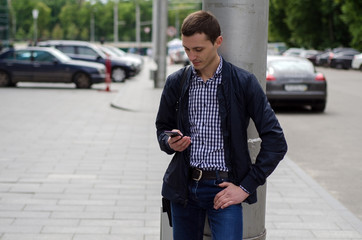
[99,46,118,57]
[50,49,71,62]
[106,46,126,57]
[268,60,314,74]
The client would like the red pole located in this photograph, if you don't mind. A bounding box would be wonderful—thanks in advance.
[105,55,112,91]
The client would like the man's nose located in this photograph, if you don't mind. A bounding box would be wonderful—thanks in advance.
[187,51,196,61]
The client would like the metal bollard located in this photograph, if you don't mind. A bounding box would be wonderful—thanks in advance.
[160,207,173,240]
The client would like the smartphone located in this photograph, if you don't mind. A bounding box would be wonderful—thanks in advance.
[164,131,182,138]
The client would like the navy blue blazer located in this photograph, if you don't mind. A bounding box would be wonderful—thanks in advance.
[156,58,287,205]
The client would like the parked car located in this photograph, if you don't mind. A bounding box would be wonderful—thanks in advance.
[282,48,305,57]
[97,45,142,75]
[329,49,360,69]
[38,40,134,82]
[266,56,327,112]
[299,49,321,65]
[315,50,332,67]
[0,47,106,88]
[351,53,362,70]
[315,47,358,67]
[102,45,143,65]
[167,38,190,65]
[267,42,287,55]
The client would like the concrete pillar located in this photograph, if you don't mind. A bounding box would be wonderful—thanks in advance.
[152,0,168,88]
[203,1,269,239]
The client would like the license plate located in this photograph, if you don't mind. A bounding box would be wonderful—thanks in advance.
[284,84,308,92]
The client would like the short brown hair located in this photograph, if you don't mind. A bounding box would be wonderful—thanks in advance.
[181,11,221,44]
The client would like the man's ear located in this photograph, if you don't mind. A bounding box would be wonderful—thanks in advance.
[215,36,223,47]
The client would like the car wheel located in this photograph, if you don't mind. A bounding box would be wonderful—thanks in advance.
[0,71,11,87]
[112,67,126,82]
[359,65,362,71]
[312,100,326,112]
[74,72,92,89]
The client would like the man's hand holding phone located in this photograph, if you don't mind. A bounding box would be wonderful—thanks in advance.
[165,130,191,152]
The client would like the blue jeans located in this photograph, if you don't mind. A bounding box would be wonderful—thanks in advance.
[171,179,243,240]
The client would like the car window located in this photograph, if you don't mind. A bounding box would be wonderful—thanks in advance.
[15,50,32,61]
[77,46,98,57]
[33,51,55,62]
[57,46,75,54]
[269,60,314,73]
[110,47,126,56]
[1,51,16,60]
[50,50,71,62]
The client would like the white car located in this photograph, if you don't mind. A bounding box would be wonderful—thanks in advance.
[98,45,143,74]
[351,53,362,70]
[167,38,190,65]
[282,48,305,57]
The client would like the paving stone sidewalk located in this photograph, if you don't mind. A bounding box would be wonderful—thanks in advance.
[0,59,361,240]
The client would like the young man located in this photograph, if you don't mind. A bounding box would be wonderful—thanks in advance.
[156,11,287,240]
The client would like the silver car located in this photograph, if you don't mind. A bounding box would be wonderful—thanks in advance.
[266,56,327,112]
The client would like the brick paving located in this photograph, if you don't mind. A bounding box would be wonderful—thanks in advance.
[0,59,361,239]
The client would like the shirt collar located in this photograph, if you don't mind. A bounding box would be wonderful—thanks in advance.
[191,56,223,81]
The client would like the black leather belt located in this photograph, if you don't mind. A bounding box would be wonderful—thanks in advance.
[191,168,228,181]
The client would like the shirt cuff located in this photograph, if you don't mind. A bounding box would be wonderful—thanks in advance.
[239,185,250,194]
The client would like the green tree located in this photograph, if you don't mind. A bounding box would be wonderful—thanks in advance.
[268,0,291,44]
[284,0,324,48]
[168,1,201,40]
[11,0,37,41]
[268,0,352,50]
[51,24,63,39]
[94,1,113,42]
[341,0,362,50]
[59,3,80,39]
[118,1,136,42]
[15,27,28,41]
[34,1,51,41]
[66,23,79,39]
[319,0,351,49]
[11,0,52,41]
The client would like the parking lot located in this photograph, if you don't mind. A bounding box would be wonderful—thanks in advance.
[0,59,362,239]
[275,66,362,221]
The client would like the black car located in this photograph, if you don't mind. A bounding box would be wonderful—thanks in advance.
[38,40,135,82]
[0,47,106,88]
[300,49,322,66]
[266,56,327,112]
[315,47,358,67]
[329,49,360,69]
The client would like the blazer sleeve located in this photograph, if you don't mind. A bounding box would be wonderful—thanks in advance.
[240,72,287,194]
[155,70,182,155]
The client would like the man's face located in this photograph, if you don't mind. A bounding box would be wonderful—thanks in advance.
[182,33,222,72]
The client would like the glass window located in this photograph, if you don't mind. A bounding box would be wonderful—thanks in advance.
[15,51,32,61]
[33,51,55,62]
[269,60,314,73]
[77,46,98,57]
[57,46,75,54]
[1,51,16,60]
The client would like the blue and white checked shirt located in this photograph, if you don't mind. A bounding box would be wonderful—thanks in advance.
[188,58,228,172]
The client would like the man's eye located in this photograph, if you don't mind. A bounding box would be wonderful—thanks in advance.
[195,48,203,52]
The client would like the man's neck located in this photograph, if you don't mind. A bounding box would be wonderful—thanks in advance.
[198,55,221,82]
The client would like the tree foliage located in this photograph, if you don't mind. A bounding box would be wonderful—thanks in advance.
[268,0,361,51]
[7,0,362,51]
[340,0,362,50]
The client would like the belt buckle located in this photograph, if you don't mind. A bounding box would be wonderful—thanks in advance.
[193,168,203,181]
